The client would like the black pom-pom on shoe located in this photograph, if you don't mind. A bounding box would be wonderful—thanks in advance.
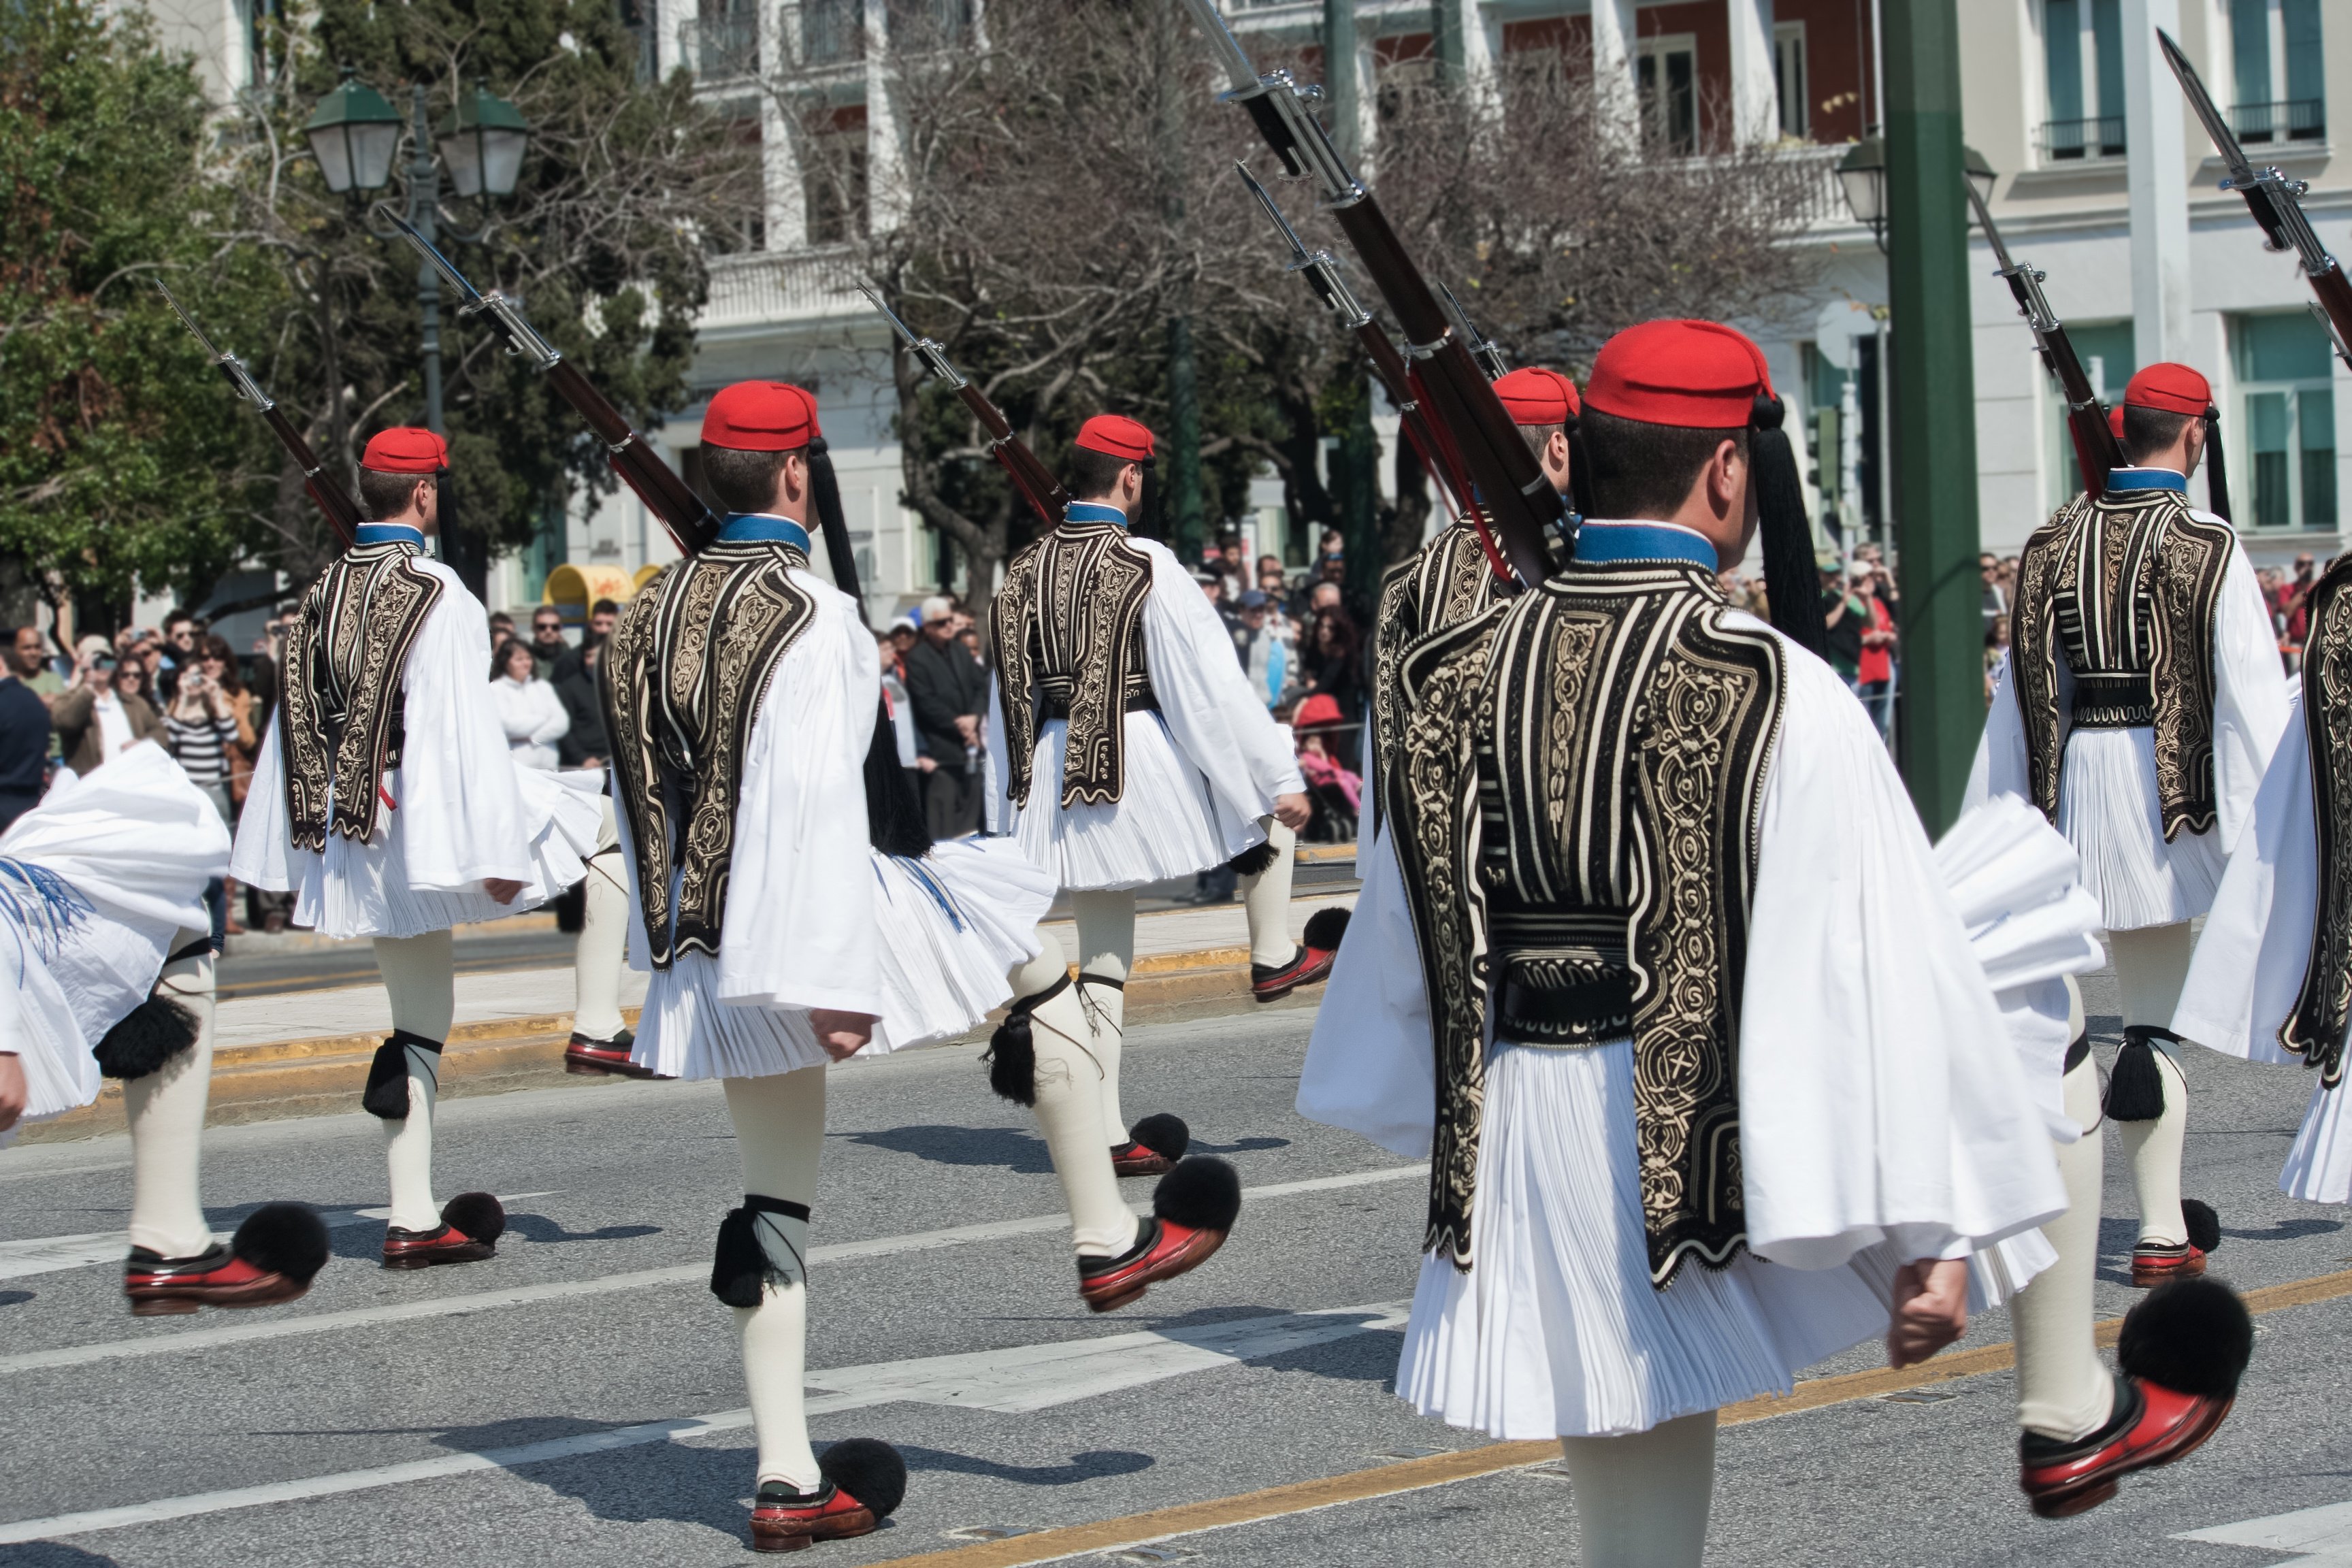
[2119,1276,2253,1399]
[2183,1198,2221,1255]
[94,996,201,1081]
[1127,1113,1190,1163]
[1301,906,1351,953]
[230,1203,330,1284]
[440,1192,506,1247]
[1152,1156,1242,1232]
[1227,840,1281,878]
[819,1437,908,1518]
[2103,1028,2172,1122]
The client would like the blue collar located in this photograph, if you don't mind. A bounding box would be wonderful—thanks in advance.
[719,512,813,551]
[1571,520,1720,572]
[2104,467,2189,494]
[1064,501,1128,528]
[354,522,426,548]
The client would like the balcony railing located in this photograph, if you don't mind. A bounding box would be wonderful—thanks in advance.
[700,248,865,331]
[2038,114,2125,161]
[799,0,863,65]
[2232,98,2326,145]
[681,13,760,81]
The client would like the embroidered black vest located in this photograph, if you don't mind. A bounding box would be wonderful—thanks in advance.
[2011,489,2235,840]
[2281,551,2352,1081]
[280,542,445,852]
[602,540,818,967]
[1372,523,1507,823]
[990,521,1158,808]
[1391,561,1783,1284]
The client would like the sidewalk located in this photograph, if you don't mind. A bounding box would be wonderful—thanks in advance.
[23,881,1357,1144]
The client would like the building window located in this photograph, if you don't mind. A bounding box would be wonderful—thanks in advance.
[1637,35,1698,154]
[805,110,870,244]
[798,0,864,65]
[2045,321,2134,512]
[1774,22,1808,140]
[2230,0,2325,144]
[2233,312,2337,529]
[2039,0,2125,161]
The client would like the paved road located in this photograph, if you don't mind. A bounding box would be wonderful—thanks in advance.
[5,968,2351,1566]
[215,860,1363,1000]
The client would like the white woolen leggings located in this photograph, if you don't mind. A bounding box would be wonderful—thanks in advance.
[1238,817,1297,968]
[374,930,457,1232]
[1558,1409,1718,1568]
[1007,943,1138,1259]
[2012,980,2115,1442]
[723,1066,827,1493]
[124,931,218,1260]
[2110,921,2193,1247]
[573,845,630,1043]
[1068,889,1134,1141]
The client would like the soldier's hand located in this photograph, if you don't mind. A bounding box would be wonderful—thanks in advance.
[1273,791,1311,832]
[483,877,525,906]
[811,1009,877,1062]
[1885,1257,1970,1369]
[0,1052,27,1133]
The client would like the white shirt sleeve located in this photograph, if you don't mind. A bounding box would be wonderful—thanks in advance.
[983,672,1015,835]
[713,574,885,1017]
[1736,625,2067,1270]
[395,571,534,889]
[227,714,292,890]
[2208,538,2294,854]
[1138,541,1306,821]
[1295,819,1435,1156]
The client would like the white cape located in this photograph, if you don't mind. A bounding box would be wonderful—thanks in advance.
[0,744,226,1128]
[230,557,598,938]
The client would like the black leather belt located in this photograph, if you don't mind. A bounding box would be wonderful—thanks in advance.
[2070,672,2153,729]
[1038,689,1159,721]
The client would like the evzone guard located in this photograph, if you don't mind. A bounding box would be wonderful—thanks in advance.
[1980,362,2289,1294]
[983,415,1320,1179]
[1298,321,2249,1564]
[0,745,330,1312]
[230,427,602,1269]
[2174,546,2352,1203]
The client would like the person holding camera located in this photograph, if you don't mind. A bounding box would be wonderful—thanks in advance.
[51,636,166,777]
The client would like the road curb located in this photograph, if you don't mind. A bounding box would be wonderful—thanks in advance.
[18,944,1271,1144]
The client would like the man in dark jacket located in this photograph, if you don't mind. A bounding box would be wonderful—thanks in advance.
[902,594,987,837]
[555,640,609,769]
[0,627,52,830]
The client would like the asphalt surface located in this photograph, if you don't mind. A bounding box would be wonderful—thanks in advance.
[214,859,1363,999]
[4,966,2351,1566]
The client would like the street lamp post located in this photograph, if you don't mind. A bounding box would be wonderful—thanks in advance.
[304,74,530,602]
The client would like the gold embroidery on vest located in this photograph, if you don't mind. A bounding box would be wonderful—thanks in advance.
[280,544,444,853]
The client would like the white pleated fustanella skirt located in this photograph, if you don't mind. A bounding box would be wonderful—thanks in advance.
[632,837,1055,1081]
[2056,726,2226,931]
[1006,713,1259,891]
[1396,1039,1901,1441]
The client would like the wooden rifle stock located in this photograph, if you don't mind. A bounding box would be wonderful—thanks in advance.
[542,361,721,556]
[952,385,1071,526]
[255,402,362,549]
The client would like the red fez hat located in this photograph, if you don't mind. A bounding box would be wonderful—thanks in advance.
[1493,366,1582,426]
[1585,320,1774,429]
[1075,414,1156,462]
[360,427,448,474]
[2123,362,2212,416]
[702,380,817,451]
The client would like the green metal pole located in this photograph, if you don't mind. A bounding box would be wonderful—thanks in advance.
[1323,0,1358,159]
[1432,0,1466,84]
[1882,0,1980,834]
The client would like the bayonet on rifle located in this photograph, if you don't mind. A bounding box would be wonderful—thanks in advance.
[157,278,361,548]
[858,284,1073,527]
[1963,183,2126,495]
[1437,281,1509,382]
[1235,162,1475,529]
[1179,0,1560,588]
[2159,29,2352,371]
[376,206,721,556]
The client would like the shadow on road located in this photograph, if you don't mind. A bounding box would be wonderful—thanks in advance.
[845,1124,1054,1175]
[897,1445,1154,1486]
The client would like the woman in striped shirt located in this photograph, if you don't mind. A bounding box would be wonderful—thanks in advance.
[164,635,255,945]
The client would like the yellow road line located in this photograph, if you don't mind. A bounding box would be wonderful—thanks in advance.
[865,1267,2352,1568]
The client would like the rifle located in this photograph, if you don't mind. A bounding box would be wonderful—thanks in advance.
[1962,182,2127,497]
[377,207,721,557]
[2161,30,2352,372]
[157,279,361,549]
[1179,0,1561,588]
[858,284,1072,528]
[1233,163,1484,551]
